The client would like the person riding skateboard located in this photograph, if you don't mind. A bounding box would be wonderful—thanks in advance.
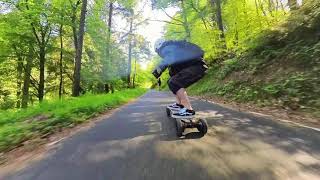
[152,39,208,118]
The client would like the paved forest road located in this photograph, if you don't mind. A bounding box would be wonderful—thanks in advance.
[4,91,320,180]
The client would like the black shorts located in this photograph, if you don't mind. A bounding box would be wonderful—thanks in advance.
[167,64,207,94]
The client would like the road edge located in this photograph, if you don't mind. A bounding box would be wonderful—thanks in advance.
[0,92,148,178]
[192,96,320,132]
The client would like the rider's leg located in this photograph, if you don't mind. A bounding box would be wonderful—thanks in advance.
[176,88,193,110]
[175,95,181,105]
[168,80,191,109]
[168,64,207,117]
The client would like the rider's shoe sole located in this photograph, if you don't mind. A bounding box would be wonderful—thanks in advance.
[171,114,195,119]
[167,108,182,112]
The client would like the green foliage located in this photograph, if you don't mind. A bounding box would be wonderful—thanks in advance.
[0,0,152,108]
[162,0,288,61]
[0,88,146,152]
[161,0,319,117]
[189,64,319,115]
[217,58,243,79]
[0,94,15,110]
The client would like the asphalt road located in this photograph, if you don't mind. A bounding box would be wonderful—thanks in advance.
[4,90,320,180]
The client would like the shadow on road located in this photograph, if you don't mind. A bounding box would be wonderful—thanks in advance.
[4,91,320,180]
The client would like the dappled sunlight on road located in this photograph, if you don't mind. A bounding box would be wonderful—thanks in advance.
[4,91,320,180]
[82,100,320,179]
[154,123,320,179]
[86,135,155,163]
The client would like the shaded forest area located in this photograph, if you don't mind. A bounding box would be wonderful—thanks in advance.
[0,0,152,110]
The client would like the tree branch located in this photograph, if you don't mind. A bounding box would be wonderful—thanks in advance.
[24,0,41,45]
[44,26,52,46]
[30,79,40,93]
[160,8,184,24]
[31,91,40,98]
[189,1,209,29]
[148,19,184,26]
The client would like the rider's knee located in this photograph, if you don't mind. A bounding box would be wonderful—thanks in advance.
[168,79,181,95]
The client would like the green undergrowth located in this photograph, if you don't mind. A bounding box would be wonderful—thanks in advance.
[189,63,319,116]
[0,88,147,152]
[189,1,320,118]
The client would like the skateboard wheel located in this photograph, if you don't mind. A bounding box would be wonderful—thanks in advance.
[176,119,184,137]
[166,107,171,117]
[197,119,208,135]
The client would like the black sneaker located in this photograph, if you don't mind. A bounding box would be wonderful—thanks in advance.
[167,103,184,111]
[172,108,195,119]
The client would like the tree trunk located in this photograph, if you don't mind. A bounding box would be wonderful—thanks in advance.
[21,47,33,108]
[258,0,268,16]
[71,1,80,51]
[242,0,250,37]
[104,84,110,93]
[132,59,137,88]
[111,84,114,93]
[104,2,113,93]
[254,0,263,28]
[16,56,23,108]
[38,46,45,101]
[267,0,274,16]
[234,22,239,47]
[72,0,87,97]
[279,0,287,14]
[127,41,132,88]
[25,0,48,102]
[210,0,226,49]
[59,24,64,99]
[288,0,297,10]
[106,2,113,60]
[211,0,225,39]
[72,20,78,51]
[127,17,133,88]
[181,0,191,40]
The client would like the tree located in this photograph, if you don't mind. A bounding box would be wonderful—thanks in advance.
[152,0,191,40]
[105,1,114,93]
[23,0,53,102]
[127,11,134,87]
[72,0,88,97]
[288,0,298,10]
[0,3,37,108]
[131,35,151,87]
[210,0,225,39]
[1,0,149,110]
[181,0,191,40]
[21,46,33,108]
[118,1,147,88]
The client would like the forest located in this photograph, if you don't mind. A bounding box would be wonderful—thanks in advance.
[0,0,153,110]
[1,0,318,111]
[0,0,319,152]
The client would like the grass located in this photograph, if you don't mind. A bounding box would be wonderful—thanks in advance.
[0,88,147,153]
[188,62,319,116]
[186,0,320,118]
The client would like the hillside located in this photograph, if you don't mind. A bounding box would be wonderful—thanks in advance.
[188,0,320,121]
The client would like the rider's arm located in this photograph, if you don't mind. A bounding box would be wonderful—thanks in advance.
[152,44,176,78]
[152,41,204,78]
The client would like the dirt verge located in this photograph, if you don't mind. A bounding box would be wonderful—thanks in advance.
[194,95,320,130]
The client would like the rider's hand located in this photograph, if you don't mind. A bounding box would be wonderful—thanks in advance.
[152,67,162,79]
